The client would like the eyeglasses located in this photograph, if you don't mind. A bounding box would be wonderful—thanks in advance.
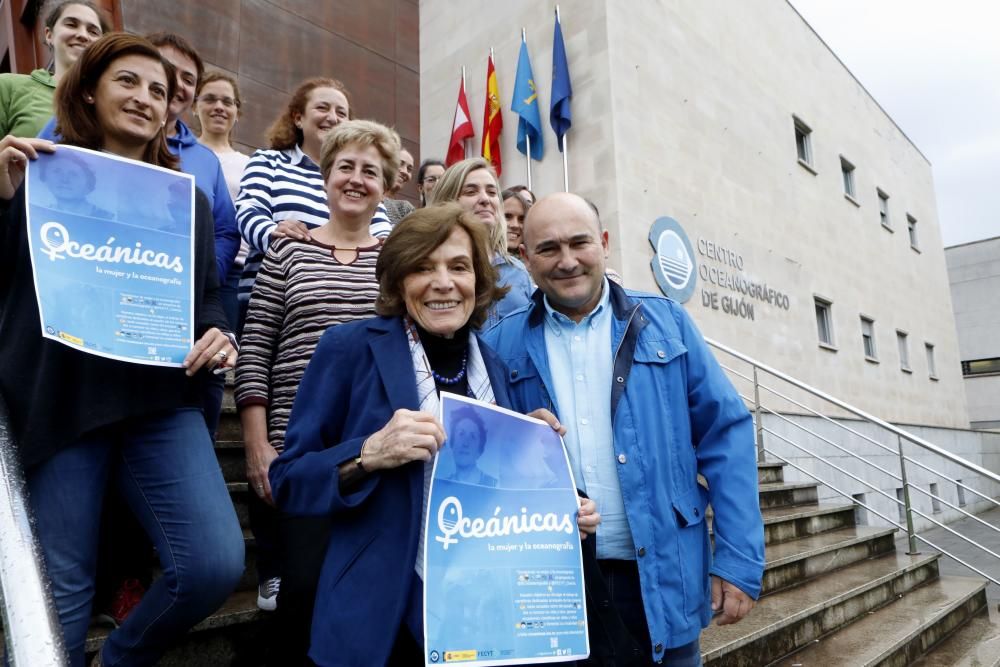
[196,95,239,108]
[422,175,440,185]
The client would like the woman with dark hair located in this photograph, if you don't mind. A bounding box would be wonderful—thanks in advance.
[0,33,243,667]
[415,157,445,207]
[430,158,534,328]
[0,0,108,137]
[446,405,497,486]
[269,203,599,665]
[235,77,391,330]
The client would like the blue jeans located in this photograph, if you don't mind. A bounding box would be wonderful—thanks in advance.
[26,408,245,667]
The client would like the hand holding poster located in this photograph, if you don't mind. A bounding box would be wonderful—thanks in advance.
[424,394,589,666]
[25,146,195,366]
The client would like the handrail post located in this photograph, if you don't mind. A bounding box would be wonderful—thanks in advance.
[0,395,68,665]
[752,366,765,463]
[896,434,919,555]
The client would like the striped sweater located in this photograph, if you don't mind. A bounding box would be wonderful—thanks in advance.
[234,237,381,450]
[235,145,391,302]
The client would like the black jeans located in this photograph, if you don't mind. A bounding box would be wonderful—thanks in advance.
[580,560,702,667]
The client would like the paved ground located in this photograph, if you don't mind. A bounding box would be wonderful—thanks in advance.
[896,505,1000,606]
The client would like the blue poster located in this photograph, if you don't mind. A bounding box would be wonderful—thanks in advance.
[25,146,195,366]
[424,394,589,666]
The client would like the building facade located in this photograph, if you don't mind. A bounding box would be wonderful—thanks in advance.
[420,0,969,428]
[947,236,1000,430]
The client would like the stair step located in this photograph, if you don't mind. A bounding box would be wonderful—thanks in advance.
[758,481,819,510]
[214,440,245,484]
[771,575,989,667]
[762,526,898,594]
[758,461,785,485]
[84,590,270,665]
[913,605,1000,667]
[701,551,941,666]
[743,502,857,545]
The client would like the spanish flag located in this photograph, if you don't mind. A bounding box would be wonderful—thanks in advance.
[481,53,503,175]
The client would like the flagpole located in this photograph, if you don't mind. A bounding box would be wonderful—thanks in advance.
[461,66,470,159]
[556,5,569,192]
[488,47,494,167]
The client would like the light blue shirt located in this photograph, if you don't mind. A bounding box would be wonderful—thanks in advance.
[543,279,635,560]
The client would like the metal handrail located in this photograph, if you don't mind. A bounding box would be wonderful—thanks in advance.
[0,395,68,665]
[763,449,906,531]
[761,408,903,483]
[762,427,903,508]
[901,454,1000,511]
[905,483,1000,535]
[708,336,1000,485]
[709,337,1000,586]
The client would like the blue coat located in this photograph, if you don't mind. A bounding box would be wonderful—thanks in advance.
[481,283,765,656]
[269,316,513,667]
[36,118,239,282]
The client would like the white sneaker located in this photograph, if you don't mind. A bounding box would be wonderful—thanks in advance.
[257,577,280,611]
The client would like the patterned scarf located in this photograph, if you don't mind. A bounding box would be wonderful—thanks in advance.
[406,317,496,578]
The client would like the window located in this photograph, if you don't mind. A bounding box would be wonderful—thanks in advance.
[793,116,814,170]
[877,189,891,228]
[840,157,856,200]
[814,297,834,347]
[861,316,877,361]
[907,214,919,250]
[925,343,937,379]
[852,493,867,526]
[929,483,941,514]
[962,357,1000,376]
[896,330,910,371]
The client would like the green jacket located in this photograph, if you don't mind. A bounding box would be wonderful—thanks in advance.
[0,69,56,138]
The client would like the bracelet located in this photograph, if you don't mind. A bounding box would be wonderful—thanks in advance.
[354,438,369,473]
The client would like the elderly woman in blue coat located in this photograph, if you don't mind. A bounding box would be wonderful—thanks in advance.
[269,203,599,666]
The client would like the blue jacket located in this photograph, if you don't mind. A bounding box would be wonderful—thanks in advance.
[481,283,765,655]
[37,118,239,282]
[270,316,513,667]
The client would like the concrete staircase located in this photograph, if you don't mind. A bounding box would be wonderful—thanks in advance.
[68,396,996,665]
[702,461,1000,666]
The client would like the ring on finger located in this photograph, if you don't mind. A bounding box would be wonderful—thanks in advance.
[217,350,228,362]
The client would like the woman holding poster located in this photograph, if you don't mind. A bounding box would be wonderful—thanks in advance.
[0,33,243,667]
[269,203,599,666]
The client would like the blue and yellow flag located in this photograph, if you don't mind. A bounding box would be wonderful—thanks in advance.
[512,37,544,160]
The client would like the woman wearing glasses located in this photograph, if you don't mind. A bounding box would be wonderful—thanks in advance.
[194,71,250,331]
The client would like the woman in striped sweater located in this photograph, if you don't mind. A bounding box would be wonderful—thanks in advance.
[234,77,391,331]
[234,119,400,653]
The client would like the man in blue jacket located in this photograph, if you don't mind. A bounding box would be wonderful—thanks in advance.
[481,193,765,666]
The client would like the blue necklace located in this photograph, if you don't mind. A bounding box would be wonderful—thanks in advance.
[432,352,468,385]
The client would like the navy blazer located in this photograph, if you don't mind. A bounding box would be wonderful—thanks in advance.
[269,315,512,667]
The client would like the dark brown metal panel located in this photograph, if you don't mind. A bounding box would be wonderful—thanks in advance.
[394,63,418,143]
[120,0,241,72]
[232,75,290,150]
[395,0,418,69]
[238,0,396,124]
[265,0,396,62]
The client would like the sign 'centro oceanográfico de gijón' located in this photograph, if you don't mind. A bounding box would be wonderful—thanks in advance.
[648,216,791,321]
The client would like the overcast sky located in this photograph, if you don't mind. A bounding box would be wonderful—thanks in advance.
[788,0,1000,247]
